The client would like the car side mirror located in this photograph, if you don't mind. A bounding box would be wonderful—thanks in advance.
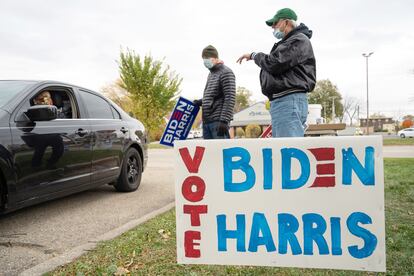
[25,105,58,121]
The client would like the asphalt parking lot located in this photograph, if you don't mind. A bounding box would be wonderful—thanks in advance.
[0,149,174,276]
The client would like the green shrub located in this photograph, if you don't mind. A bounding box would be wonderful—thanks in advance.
[235,127,245,138]
[245,124,262,138]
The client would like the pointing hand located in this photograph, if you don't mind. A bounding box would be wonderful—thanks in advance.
[237,53,252,64]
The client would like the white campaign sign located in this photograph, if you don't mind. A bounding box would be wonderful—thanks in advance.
[174,136,385,272]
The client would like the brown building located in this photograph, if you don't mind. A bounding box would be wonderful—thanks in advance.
[359,117,395,133]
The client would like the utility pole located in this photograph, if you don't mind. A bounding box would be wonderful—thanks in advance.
[362,52,374,135]
[331,96,337,123]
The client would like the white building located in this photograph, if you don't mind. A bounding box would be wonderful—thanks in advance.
[230,102,270,134]
[230,102,323,137]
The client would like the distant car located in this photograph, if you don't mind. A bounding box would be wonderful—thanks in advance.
[398,128,414,138]
[187,131,195,139]
[187,129,202,139]
[0,80,148,214]
[193,130,202,138]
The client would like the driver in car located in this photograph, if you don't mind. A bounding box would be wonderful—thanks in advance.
[33,91,65,119]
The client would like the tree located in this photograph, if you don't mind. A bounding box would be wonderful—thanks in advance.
[402,119,413,128]
[342,96,359,126]
[403,114,413,121]
[118,49,182,138]
[245,124,262,138]
[308,79,344,122]
[234,87,254,113]
[101,79,134,114]
[235,127,245,138]
[402,114,413,128]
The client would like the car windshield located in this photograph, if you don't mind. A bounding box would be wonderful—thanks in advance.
[0,81,36,108]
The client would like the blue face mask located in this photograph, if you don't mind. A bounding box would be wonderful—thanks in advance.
[203,58,214,69]
[273,28,285,39]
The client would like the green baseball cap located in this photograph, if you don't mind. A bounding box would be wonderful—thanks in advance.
[265,8,297,26]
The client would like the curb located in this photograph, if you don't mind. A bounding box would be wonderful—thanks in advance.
[20,202,175,276]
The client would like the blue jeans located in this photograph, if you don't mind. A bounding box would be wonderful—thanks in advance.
[202,121,230,139]
[270,93,308,137]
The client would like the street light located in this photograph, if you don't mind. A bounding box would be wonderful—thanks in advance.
[362,52,374,135]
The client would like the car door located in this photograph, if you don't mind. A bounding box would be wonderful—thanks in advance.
[77,89,129,185]
[10,85,93,202]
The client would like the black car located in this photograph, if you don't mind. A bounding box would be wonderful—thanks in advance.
[0,80,148,214]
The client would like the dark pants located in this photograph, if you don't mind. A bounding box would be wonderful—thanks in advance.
[202,121,230,139]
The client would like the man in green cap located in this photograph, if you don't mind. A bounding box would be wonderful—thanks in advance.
[237,8,316,137]
[193,45,236,139]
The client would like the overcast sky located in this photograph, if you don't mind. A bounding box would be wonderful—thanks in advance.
[1,0,413,118]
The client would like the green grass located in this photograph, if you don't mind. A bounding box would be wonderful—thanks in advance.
[50,159,414,276]
[383,138,414,146]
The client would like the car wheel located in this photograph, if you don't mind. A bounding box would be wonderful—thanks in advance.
[400,134,406,138]
[115,148,142,192]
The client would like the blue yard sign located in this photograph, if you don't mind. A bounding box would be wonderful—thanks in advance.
[160,97,200,147]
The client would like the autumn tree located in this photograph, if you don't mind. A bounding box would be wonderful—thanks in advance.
[235,127,245,138]
[402,114,414,128]
[118,49,182,138]
[101,79,134,114]
[402,119,413,128]
[245,124,262,138]
[234,86,254,113]
[308,79,344,122]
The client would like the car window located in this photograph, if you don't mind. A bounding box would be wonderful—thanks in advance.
[30,89,77,119]
[111,106,121,119]
[0,81,36,108]
[16,88,78,121]
[79,90,114,119]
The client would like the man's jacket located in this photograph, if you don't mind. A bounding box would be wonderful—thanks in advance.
[202,63,236,123]
[253,23,316,101]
